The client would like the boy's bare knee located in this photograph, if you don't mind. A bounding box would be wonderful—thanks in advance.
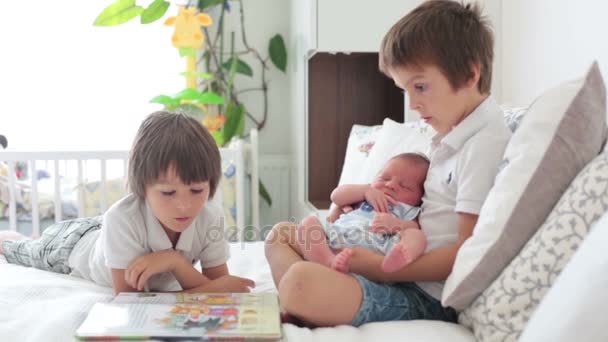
[278,262,316,314]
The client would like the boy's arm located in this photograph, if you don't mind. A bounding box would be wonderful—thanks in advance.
[121,249,211,292]
[330,184,369,206]
[349,212,478,283]
[369,213,420,234]
[111,269,139,294]
[202,263,230,280]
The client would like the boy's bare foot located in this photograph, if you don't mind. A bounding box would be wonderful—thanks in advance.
[0,231,30,255]
[382,244,414,273]
[296,216,336,267]
[331,248,353,273]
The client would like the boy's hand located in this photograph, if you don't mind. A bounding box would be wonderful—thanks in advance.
[370,213,403,234]
[126,249,183,291]
[186,275,255,293]
[326,205,353,223]
[365,187,396,213]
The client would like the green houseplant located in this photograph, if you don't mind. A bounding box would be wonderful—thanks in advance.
[93,0,287,206]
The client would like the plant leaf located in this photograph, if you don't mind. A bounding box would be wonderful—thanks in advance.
[196,92,225,105]
[94,0,144,26]
[174,103,206,120]
[179,48,197,57]
[223,103,245,143]
[140,0,170,24]
[235,105,246,137]
[221,58,254,77]
[259,180,272,206]
[173,88,202,101]
[198,0,225,10]
[268,34,287,72]
[149,94,179,106]
[211,130,225,146]
[180,71,214,80]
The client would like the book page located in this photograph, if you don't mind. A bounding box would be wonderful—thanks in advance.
[77,293,282,340]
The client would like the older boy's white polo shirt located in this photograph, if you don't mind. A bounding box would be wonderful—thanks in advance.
[68,194,230,291]
[416,96,511,300]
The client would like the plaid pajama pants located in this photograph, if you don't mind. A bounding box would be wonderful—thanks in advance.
[2,216,102,274]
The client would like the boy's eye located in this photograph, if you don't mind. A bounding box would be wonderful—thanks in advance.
[161,190,176,196]
[191,188,205,194]
[414,84,427,92]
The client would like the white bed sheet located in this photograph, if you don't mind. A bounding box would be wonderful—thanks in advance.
[0,241,474,342]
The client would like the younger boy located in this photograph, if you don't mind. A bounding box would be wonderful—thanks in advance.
[0,112,254,294]
[298,153,429,274]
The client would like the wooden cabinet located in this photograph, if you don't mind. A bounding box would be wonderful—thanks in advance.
[288,0,424,216]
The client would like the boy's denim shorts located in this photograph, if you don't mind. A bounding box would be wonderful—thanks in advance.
[350,274,458,327]
[2,216,102,274]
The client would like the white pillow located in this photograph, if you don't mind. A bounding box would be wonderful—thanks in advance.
[518,210,608,342]
[337,124,383,187]
[442,61,607,310]
[357,118,434,184]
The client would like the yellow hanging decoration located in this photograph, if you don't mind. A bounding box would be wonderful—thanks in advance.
[164,6,213,89]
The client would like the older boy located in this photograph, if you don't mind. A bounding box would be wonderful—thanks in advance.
[265,0,511,327]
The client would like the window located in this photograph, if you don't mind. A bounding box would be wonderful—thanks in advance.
[0,1,183,150]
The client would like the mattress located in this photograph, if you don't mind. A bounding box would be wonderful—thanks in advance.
[0,241,474,342]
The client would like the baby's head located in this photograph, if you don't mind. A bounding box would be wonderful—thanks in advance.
[371,153,430,206]
[128,111,221,232]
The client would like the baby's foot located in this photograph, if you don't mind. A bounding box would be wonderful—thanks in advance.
[296,216,335,267]
[382,244,414,273]
[331,248,353,273]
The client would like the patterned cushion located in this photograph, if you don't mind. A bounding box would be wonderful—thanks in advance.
[459,149,608,341]
[337,124,383,187]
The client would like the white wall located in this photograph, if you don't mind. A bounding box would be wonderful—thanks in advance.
[500,0,608,107]
[221,0,291,156]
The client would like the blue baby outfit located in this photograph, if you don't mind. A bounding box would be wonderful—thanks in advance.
[325,201,420,255]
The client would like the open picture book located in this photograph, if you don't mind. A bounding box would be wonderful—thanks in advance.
[75,292,282,341]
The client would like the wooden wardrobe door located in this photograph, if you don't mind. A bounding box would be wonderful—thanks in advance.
[308,52,404,209]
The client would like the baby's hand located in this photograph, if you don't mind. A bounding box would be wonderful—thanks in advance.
[370,213,402,234]
[365,187,396,213]
[125,250,182,290]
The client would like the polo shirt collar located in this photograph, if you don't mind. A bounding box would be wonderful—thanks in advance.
[437,96,497,150]
[144,201,196,253]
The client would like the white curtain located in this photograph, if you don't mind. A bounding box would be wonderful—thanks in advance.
[0,1,184,150]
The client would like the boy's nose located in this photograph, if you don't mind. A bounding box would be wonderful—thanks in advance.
[176,198,191,210]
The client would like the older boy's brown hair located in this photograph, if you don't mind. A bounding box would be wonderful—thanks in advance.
[379,0,494,94]
[128,111,221,199]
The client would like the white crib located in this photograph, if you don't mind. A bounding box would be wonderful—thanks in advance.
[0,130,259,242]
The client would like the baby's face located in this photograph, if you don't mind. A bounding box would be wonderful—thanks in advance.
[371,158,427,206]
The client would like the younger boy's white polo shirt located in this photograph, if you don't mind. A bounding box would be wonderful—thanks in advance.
[68,194,230,291]
[416,96,511,300]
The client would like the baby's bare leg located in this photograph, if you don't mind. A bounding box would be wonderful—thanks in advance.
[0,231,30,255]
[381,228,427,273]
[296,216,337,268]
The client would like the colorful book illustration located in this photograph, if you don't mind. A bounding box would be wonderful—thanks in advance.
[75,292,282,341]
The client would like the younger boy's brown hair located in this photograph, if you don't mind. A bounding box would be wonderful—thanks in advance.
[128,111,221,199]
[379,0,494,94]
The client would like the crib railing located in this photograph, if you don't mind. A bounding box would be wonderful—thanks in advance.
[0,130,259,241]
